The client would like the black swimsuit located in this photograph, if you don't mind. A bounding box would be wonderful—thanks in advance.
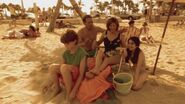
[103,31,121,56]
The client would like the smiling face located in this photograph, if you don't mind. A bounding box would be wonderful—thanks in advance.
[109,23,117,32]
[128,39,137,51]
[106,17,119,31]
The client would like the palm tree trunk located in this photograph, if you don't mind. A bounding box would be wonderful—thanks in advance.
[47,0,62,32]
[21,0,24,9]
[33,3,39,29]
[111,0,115,15]
[149,0,153,22]
[69,0,84,19]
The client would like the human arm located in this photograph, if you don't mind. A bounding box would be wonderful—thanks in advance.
[96,27,105,45]
[77,29,86,47]
[133,51,145,86]
[120,33,127,47]
[92,27,105,49]
[69,56,86,100]
[118,26,127,34]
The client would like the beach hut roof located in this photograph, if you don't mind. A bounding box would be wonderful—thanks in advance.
[156,0,185,3]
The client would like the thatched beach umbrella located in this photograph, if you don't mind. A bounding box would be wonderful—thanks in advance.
[153,0,176,75]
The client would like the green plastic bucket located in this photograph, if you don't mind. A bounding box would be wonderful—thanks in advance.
[113,72,133,95]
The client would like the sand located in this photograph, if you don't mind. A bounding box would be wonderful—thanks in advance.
[0,20,185,104]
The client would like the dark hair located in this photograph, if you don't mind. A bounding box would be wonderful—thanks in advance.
[29,25,36,32]
[36,27,39,31]
[125,37,141,64]
[82,15,92,23]
[129,20,135,25]
[60,30,78,44]
[106,17,119,31]
[143,22,148,26]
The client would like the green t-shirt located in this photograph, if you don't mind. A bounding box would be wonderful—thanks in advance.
[63,47,87,66]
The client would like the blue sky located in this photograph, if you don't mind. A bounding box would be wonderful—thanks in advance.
[1,0,139,14]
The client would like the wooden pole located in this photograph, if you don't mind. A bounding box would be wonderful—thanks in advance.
[152,0,175,75]
[33,3,39,29]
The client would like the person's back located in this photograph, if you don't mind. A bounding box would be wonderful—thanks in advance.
[124,20,140,45]
[140,26,149,36]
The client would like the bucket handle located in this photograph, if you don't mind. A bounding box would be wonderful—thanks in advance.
[117,48,125,74]
[116,48,133,75]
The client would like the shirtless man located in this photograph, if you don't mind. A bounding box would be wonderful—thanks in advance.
[78,15,105,57]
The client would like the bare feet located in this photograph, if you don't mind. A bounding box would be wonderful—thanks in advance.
[85,69,100,79]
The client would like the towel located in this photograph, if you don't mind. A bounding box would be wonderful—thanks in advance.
[77,66,112,104]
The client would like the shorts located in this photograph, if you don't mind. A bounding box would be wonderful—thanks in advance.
[87,50,96,57]
[58,67,79,87]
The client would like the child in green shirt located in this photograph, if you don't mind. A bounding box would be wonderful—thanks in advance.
[44,30,87,104]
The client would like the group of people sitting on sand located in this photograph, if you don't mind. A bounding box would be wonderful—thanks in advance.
[42,15,153,104]
[2,25,40,39]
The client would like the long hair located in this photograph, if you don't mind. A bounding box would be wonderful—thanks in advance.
[125,37,141,64]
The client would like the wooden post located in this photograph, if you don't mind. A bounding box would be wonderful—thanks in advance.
[33,3,39,29]
[153,0,175,75]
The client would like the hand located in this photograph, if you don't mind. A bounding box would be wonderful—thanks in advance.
[69,90,76,101]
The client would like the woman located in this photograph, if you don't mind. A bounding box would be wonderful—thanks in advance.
[125,36,148,90]
[86,17,124,79]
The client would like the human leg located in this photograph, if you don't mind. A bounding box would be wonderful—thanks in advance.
[132,70,148,91]
[42,64,60,93]
[98,55,121,73]
[60,64,74,101]
[86,49,104,79]
[87,55,121,79]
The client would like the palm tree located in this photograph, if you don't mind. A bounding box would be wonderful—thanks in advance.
[69,0,84,19]
[47,0,62,32]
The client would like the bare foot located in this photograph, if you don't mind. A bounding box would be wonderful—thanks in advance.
[85,69,100,79]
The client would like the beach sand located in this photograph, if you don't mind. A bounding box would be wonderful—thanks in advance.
[0,21,185,104]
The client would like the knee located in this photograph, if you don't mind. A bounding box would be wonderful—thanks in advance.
[60,64,70,75]
[131,85,141,91]
[97,50,104,57]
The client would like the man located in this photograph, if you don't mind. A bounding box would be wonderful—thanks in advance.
[78,15,105,57]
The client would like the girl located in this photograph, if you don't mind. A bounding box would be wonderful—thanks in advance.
[125,37,148,90]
